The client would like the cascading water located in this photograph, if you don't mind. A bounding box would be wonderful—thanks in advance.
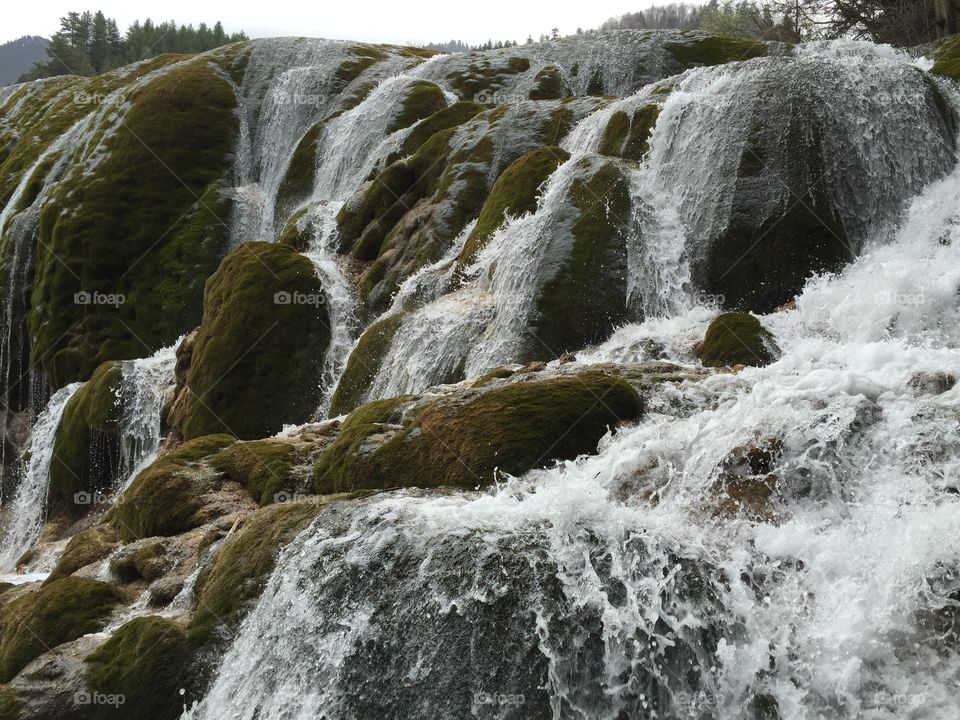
[0,382,81,572]
[188,41,960,720]
[115,343,179,490]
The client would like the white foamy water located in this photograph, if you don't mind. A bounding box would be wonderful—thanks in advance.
[0,382,82,572]
[187,41,960,720]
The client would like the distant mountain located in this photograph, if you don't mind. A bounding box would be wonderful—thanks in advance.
[0,35,49,85]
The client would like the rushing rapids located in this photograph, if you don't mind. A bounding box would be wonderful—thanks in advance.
[0,30,958,720]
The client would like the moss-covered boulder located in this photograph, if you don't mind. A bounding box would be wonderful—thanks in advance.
[598,104,660,161]
[457,146,570,269]
[529,65,569,100]
[46,525,121,581]
[388,101,484,163]
[313,372,642,493]
[85,616,190,720]
[387,81,448,133]
[696,312,779,368]
[187,499,330,649]
[328,313,405,416]
[932,35,960,78]
[28,58,238,389]
[0,577,120,682]
[275,122,325,224]
[48,361,122,513]
[212,438,313,506]
[530,156,631,357]
[169,242,330,441]
[665,34,767,68]
[109,434,239,541]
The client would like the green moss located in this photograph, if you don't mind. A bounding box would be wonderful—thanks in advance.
[471,367,516,388]
[0,577,120,682]
[933,35,960,78]
[187,499,327,649]
[47,525,120,581]
[313,374,642,493]
[445,56,530,101]
[212,439,306,506]
[85,616,190,720]
[110,434,235,541]
[390,101,483,162]
[529,66,568,100]
[537,106,576,145]
[328,313,405,416]
[387,81,448,134]
[696,312,779,368]
[0,685,21,720]
[275,122,324,226]
[278,207,313,252]
[48,361,123,512]
[27,58,238,389]
[598,105,659,160]
[457,147,569,269]
[171,242,330,441]
[532,158,631,356]
[666,35,767,68]
[337,129,454,259]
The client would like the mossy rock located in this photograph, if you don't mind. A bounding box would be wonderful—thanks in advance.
[313,373,642,493]
[109,540,170,583]
[390,101,484,162]
[598,104,660,161]
[187,499,328,649]
[170,242,330,441]
[0,577,120,682]
[445,55,530,101]
[0,685,20,720]
[387,81,448,134]
[531,157,631,357]
[275,121,325,225]
[85,616,190,720]
[471,367,516,388]
[457,146,570,269]
[212,439,308,506]
[666,35,767,68]
[329,313,405,416]
[28,58,238,389]
[277,206,313,252]
[48,361,123,512]
[696,312,779,368]
[932,35,960,78]
[47,525,121,581]
[529,65,569,100]
[110,434,236,541]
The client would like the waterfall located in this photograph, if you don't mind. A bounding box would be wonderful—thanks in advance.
[0,382,82,572]
[188,39,960,720]
[116,343,179,491]
[188,154,960,718]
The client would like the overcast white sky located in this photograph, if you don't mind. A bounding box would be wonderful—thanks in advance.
[4,1,671,46]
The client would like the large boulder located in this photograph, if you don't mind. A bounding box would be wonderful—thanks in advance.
[27,58,239,388]
[84,616,191,720]
[696,312,779,368]
[0,577,120,682]
[167,242,330,441]
[48,361,123,513]
[313,371,643,494]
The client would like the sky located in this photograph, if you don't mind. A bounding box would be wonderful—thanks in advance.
[3,1,672,47]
